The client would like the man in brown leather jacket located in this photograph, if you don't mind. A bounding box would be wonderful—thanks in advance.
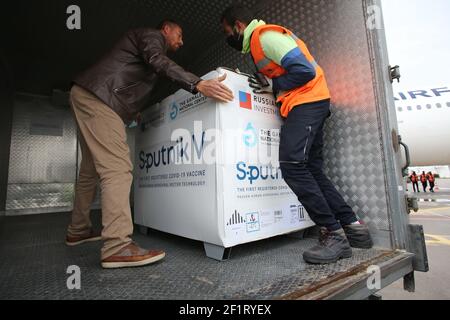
[66,20,234,269]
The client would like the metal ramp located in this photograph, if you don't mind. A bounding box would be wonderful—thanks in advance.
[0,212,413,300]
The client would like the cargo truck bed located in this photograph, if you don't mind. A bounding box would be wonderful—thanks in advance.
[0,212,414,300]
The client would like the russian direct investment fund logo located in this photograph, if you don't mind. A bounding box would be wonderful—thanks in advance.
[239,91,252,110]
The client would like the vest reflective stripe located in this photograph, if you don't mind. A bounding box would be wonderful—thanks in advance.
[289,33,319,68]
[256,57,272,70]
[250,24,331,117]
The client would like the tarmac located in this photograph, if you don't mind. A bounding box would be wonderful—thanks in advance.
[380,179,450,300]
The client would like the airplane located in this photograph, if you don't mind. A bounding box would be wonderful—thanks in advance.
[394,85,450,167]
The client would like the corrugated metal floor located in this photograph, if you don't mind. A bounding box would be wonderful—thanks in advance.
[0,212,396,300]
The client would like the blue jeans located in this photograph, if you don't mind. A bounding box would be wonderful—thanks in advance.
[279,99,358,231]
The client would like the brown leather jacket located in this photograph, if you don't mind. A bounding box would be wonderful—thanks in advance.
[73,28,201,124]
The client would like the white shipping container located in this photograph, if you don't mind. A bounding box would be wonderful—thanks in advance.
[134,68,315,260]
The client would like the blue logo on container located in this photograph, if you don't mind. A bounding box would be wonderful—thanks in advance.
[170,102,179,120]
[236,162,282,185]
[243,122,258,147]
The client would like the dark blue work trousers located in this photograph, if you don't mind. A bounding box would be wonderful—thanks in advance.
[279,99,358,231]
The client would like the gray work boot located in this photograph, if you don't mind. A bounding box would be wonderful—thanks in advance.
[343,224,374,249]
[303,228,352,265]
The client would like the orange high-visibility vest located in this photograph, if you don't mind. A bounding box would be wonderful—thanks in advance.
[250,24,331,118]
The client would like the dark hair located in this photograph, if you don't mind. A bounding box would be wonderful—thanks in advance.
[157,19,181,30]
[221,4,254,26]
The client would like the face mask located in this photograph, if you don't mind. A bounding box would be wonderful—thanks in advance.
[226,26,243,51]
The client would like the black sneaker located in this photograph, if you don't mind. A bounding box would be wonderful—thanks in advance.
[303,228,352,265]
[343,224,374,249]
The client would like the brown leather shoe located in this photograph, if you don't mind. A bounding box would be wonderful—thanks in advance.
[101,243,165,269]
[66,230,102,246]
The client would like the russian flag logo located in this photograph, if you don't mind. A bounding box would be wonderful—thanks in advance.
[239,91,252,110]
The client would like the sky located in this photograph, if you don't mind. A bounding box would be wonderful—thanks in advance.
[381,0,450,90]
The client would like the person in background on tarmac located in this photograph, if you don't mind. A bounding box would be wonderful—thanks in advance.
[66,20,234,269]
[427,172,436,193]
[410,171,420,193]
[220,4,373,265]
[420,171,428,193]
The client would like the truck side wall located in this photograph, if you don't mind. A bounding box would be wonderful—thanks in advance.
[0,53,14,213]
[366,0,410,249]
[5,94,77,215]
